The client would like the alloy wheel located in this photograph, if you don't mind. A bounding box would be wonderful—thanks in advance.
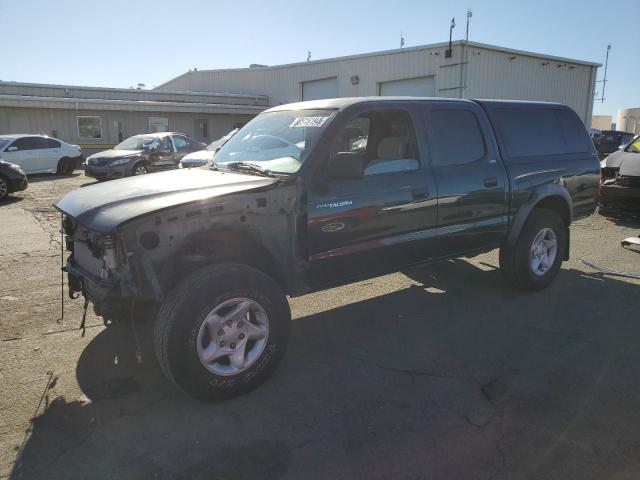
[530,227,557,276]
[196,297,270,376]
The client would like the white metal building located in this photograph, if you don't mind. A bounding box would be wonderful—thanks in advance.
[156,40,600,124]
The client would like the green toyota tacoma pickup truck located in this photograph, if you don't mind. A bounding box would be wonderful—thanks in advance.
[55,97,600,401]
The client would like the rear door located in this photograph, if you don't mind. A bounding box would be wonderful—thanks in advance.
[422,102,509,255]
[40,137,62,172]
[173,135,199,164]
[306,103,438,287]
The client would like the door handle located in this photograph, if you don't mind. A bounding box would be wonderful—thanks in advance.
[411,188,428,199]
[484,177,498,188]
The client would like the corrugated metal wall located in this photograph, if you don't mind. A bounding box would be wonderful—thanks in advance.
[466,46,597,123]
[158,42,597,123]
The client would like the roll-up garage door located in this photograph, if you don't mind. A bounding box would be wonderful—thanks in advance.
[379,76,435,97]
[302,77,338,101]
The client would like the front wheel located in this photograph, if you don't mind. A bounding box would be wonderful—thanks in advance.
[0,175,9,201]
[132,162,148,176]
[499,208,566,291]
[154,263,291,401]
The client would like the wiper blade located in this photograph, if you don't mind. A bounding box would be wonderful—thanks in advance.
[222,162,276,177]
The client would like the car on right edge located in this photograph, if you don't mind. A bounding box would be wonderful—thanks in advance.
[599,134,640,211]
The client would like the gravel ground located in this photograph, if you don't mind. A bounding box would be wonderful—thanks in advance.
[1,171,640,480]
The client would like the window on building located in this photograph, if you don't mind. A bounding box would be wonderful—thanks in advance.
[149,117,169,132]
[429,109,486,166]
[77,116,102,139]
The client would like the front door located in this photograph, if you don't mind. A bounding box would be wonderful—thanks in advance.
[149,136,175,169]
[3,137,40,173]
[306,105,438,288]
[423,102,509,255]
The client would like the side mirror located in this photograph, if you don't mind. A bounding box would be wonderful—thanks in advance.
[328,152,364,180]
[7,146,17,152]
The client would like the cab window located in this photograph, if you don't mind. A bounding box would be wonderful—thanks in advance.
[332,109,419,176]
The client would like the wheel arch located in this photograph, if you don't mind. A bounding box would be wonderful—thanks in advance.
[161,227,288,293]
[507,184,572,259]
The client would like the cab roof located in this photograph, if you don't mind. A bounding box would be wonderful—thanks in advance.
[264,96,565,113]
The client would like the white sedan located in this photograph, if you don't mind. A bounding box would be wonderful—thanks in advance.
[0,134,83,174]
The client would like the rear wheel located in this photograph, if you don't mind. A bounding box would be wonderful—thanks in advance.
[154,263,290,401]
[56,157,74,175]
[0,175,9,201]
[499,208,566,291]
[132,162,148,176]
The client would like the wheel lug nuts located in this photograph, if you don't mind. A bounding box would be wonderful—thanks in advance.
[230,343,236,349]
[217,329,224,336]
[239,333,245,340]
[219,341,225,347]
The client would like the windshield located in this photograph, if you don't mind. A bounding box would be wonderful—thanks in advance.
[214,109,335,173]
[626,136,640,153]
[0,139,10,151]
[206,128,238,151]
[114,135,158,150]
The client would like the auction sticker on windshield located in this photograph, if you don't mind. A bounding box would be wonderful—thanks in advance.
[290,116,329,128]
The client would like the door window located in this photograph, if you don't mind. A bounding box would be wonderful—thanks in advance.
[30,137,50,150]
[45,138,61,148]
[10,137,38,151]
[429,109,486,166]
[332,109,419,176]
[173,136,190,151]
[158,136,173,151]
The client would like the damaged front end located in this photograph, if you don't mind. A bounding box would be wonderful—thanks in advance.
[62,214,137,319]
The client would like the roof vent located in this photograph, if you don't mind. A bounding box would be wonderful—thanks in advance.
[249,64,268,68]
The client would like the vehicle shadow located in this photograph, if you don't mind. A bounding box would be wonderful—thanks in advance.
[598,208,640,228]
[27,172,82,183]
[10,260,640,480]
[0,196,24,206]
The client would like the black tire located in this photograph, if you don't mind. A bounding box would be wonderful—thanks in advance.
[154,263,291,401]
[131,162,148,176]
[0,174,9,201]
[499,208,566,291]
[56,157,74,175]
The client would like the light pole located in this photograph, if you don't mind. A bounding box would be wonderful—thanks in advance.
[445,17,455,58]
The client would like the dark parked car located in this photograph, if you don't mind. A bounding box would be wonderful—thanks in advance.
[84,132,205,180]
[0,159,28,201]
[599,134,640,210]
[56,97,599,401]
[593,130,635,156]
